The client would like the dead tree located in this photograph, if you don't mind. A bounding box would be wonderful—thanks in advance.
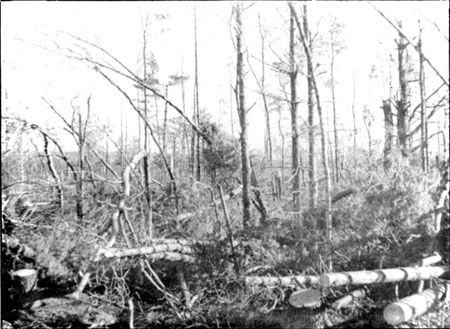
[291,3,333,266]
[234,2,251,228]
[288,6,303,250]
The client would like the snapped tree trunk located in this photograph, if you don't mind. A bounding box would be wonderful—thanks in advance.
[396,22,410,157]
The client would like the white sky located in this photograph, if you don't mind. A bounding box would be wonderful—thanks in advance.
[2,1,449,154]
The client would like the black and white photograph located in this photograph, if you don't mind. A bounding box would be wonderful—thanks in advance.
[1,1,449,328]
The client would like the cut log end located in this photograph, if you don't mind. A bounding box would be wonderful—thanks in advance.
[383,302,412,325]
[289,289,322,308]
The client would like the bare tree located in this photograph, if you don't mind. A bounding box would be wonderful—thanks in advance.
[258,14,273,166]
[288,5,303,249]
[418,24,429,172]
[396,21,410,158]
[194,7,201,181]
[329,16,345,183]
[290,3,333,266]
[303,4,317,209]
[234,2,251,228]
[141,15,153,239]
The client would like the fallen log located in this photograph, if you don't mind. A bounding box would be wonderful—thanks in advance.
[97,244,195,259]
[320,266,449,288]
[331,187,357,204]
[411,252,442,267]
[245,275,320,288]
[383,283,447,325]
[331,288,366,309]
[147,238,210,246]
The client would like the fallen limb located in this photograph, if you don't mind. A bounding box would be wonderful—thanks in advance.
[245,275,320,288]
[148,238,209,246]
[98,244,195,259]
[320,266,449,288]
[331,187,357,204]
[331,288,366,309]
[383,283,447,325]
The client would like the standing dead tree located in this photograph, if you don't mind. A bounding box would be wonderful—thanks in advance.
[234,2,251,228]
[290,3,333,266]
[42,96,91,221]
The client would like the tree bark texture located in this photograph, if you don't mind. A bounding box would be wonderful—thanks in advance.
[396,24,410,157]
[418,32,429,172]
[320,266,449,288]
[304,5,317,210]
[289,7,303,246]
[291,3,333,257]
[384,283,447,325]
[235,3,251,228]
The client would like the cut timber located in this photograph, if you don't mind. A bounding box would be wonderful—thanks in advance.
[289,289,322,308]
[245,275,320,288]
[411,252,442,267]
[12,269,37,293]
[98,244,195,259]
[320,266,449,288]
[384,283,447,325]
[331,288,366,309]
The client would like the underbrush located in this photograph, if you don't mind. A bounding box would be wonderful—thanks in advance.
[2,156,448,328]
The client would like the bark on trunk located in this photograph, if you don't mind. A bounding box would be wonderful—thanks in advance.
[289,7,303,249]
[320,266,449,288]
[384,283,447,325]
[245,275,320,288]
[418,31,429,172]
[235,3,251,228]
[396,23,410,157]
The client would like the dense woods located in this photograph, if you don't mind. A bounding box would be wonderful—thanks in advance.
[2,2,449,328]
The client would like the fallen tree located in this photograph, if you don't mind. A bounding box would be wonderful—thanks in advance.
[245,275,320,288]
[96,243,195,259]
[319,266,449,288]
[383,283,448,325]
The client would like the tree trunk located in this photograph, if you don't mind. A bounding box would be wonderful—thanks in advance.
[418,31,429,172]
[245,274,320,288]
[351,72,357,168]
[77,109,84,221]
[194,7,201,182]
[330,27,339,183]
[258,15,273,166]
[235,3,251,228]
[396,22,410,157]
[289,7,303,250]
[142,24,153,240]
[304,5,317,210]
[320,266,449,288]
[382,100,394,169]
[384,283,448,325]
[291,3,332,266]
